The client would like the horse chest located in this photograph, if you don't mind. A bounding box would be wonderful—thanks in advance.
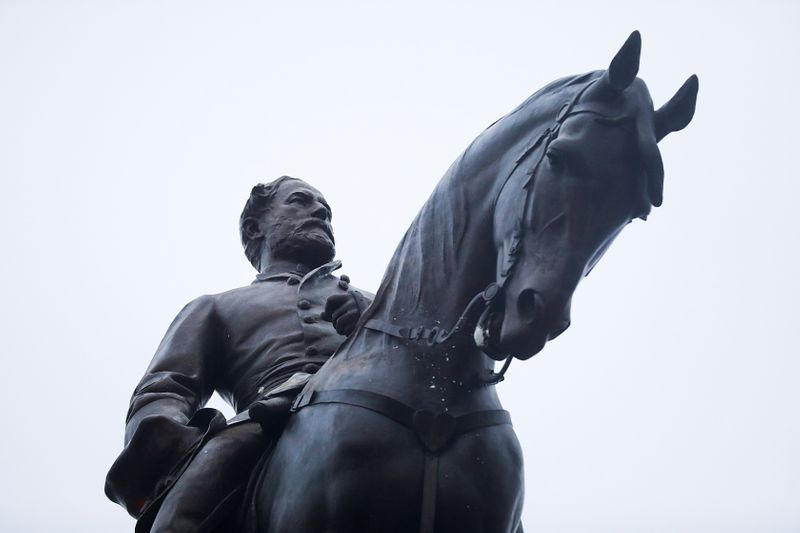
[258,401,523,533]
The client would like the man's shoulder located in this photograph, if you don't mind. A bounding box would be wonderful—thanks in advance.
[173,284,270,325]
[176,283,255,307]
[203,282,274,305]
[203,278,303,309]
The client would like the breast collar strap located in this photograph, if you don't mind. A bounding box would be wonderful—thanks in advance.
[292,388,511,533]
[363,79,599,386]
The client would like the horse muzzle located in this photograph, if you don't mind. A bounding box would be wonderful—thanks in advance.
[475,287,571,360]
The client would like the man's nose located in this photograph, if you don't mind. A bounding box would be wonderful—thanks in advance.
[311,204,329,220]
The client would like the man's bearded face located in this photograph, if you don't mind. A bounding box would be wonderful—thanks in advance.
[262,181,336,268]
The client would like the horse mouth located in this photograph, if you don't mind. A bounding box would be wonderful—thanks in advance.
[474,289,555,360]
[473,299,507,360]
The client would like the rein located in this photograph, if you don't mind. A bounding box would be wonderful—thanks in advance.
[364,79,599,387]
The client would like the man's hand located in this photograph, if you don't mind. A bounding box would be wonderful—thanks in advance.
[321,290,371,336]
[248,396,294,430]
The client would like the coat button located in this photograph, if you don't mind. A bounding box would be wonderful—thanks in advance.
[302,363,321,374]
[338,280,349,290]
[287,276,300,286]
[340,274,350,283]
[297,299,311,310]
[303,316,317,324]
[306,346,319,356]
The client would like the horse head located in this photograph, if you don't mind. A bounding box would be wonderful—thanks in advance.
[476,31,698,361]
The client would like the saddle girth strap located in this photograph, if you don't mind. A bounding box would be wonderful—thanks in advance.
[293,388,512,533]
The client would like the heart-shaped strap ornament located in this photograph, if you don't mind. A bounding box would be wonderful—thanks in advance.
[412,410,457,453]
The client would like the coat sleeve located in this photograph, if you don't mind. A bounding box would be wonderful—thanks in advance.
[124,294,222,442]
[105,295,226,517]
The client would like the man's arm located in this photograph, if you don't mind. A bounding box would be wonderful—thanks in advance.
[106,295,225,517]
[125,294,221,443]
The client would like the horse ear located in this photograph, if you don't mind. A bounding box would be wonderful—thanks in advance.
[655,75,699,141]
[604,31,641,92]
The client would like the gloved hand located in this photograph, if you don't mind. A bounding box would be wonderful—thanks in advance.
[247,365,321,428]
[321,289,371,336]
[248,396,294,427]
[247,363,321,432]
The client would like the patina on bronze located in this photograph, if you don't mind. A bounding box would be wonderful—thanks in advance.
[105,176,373,532]
[237,32,697,532]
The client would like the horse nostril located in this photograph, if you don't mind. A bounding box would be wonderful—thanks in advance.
[516,289,539,322]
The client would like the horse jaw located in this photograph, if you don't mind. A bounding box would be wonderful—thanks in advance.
[474,285,574,361]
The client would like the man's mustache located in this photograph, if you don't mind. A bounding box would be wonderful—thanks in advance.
[297,219,334,242]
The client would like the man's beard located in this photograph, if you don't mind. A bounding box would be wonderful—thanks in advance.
[269,228,336,268]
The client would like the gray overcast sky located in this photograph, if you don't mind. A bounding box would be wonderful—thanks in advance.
[1,1,798,531]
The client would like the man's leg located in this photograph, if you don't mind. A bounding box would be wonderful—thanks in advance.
[150,422,265,533]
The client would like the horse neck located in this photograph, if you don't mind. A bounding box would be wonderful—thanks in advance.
[326,168,499,410]
[326,75,596,407]
[360,74,597,333]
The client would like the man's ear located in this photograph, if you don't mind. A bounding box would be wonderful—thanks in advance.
[243,217,263,240]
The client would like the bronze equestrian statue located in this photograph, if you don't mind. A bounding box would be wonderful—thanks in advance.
[238,32,697,532]
[105,176,373,532]
[108,31,698,532]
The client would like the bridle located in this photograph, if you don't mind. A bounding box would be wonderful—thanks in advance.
[363,79,601,386]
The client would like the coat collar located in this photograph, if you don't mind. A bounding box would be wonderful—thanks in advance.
[253,260,342,283]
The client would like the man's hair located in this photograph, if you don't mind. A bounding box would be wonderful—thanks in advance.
[240,175,301,271]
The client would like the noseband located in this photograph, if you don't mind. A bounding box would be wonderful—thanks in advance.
[364,79,600,386]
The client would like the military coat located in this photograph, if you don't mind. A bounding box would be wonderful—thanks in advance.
[105,260,370,517]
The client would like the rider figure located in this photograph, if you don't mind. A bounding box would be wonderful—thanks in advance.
[105,176,372,532]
